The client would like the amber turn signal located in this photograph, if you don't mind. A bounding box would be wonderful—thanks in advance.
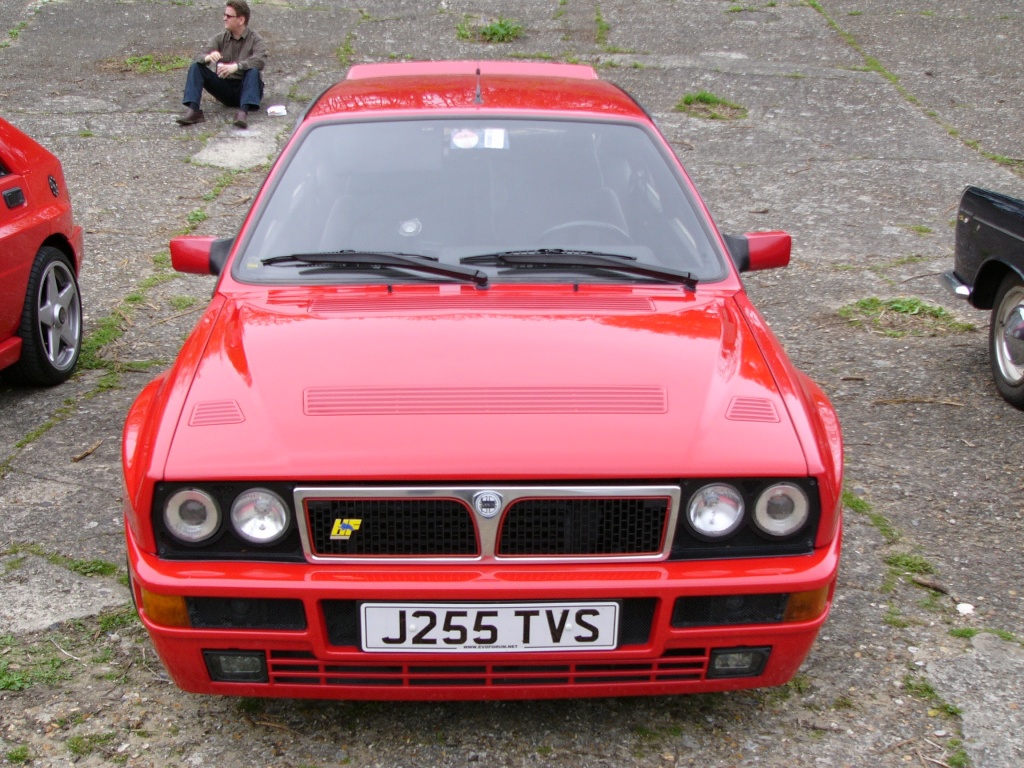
[784,584,831,623]
[140,588,191,628]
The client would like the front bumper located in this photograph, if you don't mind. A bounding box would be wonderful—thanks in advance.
[941,270,972,300]
[127,518,841,700]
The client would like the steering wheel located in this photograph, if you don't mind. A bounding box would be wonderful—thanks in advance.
[539,220,632,247]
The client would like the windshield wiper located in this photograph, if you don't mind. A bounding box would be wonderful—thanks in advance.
[461,249,697,291]
[262,250,488,287]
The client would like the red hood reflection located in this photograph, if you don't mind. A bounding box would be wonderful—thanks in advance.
[165,285,806,481]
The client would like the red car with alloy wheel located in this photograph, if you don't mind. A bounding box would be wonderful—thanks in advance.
[0,117,84,386]
[123,61,843,701]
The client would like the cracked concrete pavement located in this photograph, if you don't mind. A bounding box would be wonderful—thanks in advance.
[2,1,1023,766]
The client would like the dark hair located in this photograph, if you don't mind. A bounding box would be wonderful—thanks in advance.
[225,0,250,24]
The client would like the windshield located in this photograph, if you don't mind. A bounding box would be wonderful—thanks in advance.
[234,118,725,284]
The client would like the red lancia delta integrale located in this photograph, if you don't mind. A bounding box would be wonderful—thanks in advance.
[123,61,843,701]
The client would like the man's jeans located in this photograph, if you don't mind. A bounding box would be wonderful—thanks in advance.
[183,62,264,111]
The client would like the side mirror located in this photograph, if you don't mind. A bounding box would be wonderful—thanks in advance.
[723,231,791,273]
[169,236,233,276]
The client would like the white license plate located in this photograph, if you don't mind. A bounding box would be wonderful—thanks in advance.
[361,601,619,653]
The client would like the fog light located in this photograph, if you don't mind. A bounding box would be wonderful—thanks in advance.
[707,646,770,679]
[204,650,268,683]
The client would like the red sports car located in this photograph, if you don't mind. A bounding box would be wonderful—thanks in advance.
[123,61,843,701]
[0,117,84,385]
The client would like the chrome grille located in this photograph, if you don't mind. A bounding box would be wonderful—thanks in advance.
[498,497,668,556]
[306,498,478,556]
[297,486,681,563]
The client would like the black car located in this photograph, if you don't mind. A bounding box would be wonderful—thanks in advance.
[944,186,1024,409]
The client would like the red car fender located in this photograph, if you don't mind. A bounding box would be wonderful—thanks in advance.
[732,293,844,548]
[122,296,228,552]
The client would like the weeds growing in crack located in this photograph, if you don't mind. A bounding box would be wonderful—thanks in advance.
[457,15,524,43]
[122,53,190,73]
[843,489,900,543]
[838,297,975,337]
[674,91,748,120]
[805,0,1023,179]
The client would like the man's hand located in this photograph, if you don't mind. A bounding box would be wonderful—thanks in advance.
[216,62,240,78]
[205,51,223,64]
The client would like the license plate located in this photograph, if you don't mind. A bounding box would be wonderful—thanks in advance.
[361,601,619,653]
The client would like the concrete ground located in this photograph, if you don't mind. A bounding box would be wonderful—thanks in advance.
[1,1,1023,766]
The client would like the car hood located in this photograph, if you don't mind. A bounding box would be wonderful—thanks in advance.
[163,288,808,480]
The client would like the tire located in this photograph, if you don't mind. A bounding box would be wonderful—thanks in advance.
[989,272,1024,410]
[10,246,82,386]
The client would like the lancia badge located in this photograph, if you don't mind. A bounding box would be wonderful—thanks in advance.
[472,491,503,519]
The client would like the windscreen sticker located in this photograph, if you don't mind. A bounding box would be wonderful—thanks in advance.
[449,128,508,150]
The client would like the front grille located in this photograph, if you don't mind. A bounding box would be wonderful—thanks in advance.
[321,598,656,648]
[498,497,668,556]
[265,648,708,688]
[306,498,478,556]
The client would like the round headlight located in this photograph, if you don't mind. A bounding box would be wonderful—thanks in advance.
[687,484,744,538]
[165,489,221,543]
[230,489,290,544]
[753,483,809,537]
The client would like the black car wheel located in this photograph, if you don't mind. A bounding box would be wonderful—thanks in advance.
[989,272,1024,410]
[11,246,82,386]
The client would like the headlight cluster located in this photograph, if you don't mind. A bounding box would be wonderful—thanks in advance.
[163,487,291,546]
[687,481,809,540]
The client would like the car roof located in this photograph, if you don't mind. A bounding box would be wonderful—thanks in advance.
[304,60,650,122]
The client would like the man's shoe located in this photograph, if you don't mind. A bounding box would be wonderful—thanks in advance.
[176,108,205,126]
[233,110,248,129]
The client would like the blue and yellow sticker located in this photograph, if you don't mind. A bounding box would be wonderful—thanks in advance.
[330,518,362,540]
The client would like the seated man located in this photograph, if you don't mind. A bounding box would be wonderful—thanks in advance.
[177,0,266,129]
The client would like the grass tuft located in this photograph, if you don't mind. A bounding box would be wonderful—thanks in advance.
[6,746,31,764]
[336,31,356,67]
[904,674,962,717]
[67,733,116,757]
[480,17,524,43]
[124,53,190,73]
[885,552,936,575]
[842,490,900,543]
[674,91,747,120]
[949,627,978,639]
[839,297,975,337]
[595,5,610,44]
[98,607,139,633]
[458,16,524,43]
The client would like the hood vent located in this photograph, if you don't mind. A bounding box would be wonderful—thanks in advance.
[189,400,245,426]
[307,295,655,314]
[304,386,667,415]
[725,397,779,423]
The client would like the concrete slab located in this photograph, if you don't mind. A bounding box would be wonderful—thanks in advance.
[928,633,1024,766]
[190,120,281,170]
[0,555,130,633]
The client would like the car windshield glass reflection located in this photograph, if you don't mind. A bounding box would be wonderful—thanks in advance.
[236,118,724,284]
